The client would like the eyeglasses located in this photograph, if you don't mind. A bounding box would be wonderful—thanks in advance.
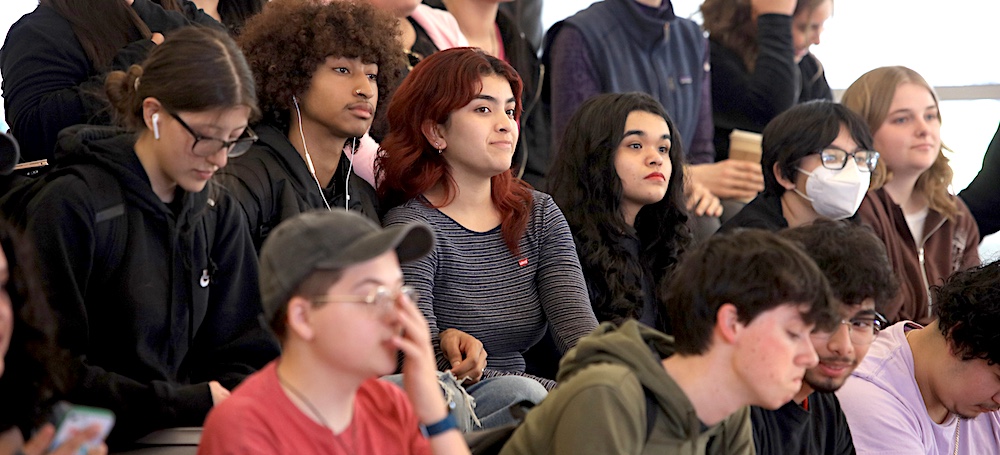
[818,148,879,172]
[310,285,418,312]
[169,111,258,158]
[812,311,888,346]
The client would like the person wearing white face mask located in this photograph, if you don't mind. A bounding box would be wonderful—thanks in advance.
[720,100,877,232]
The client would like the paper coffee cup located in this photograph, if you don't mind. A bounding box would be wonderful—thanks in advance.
[729,130,763,163]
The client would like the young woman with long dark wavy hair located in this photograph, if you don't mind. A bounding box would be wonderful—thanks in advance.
[548,92,691,333]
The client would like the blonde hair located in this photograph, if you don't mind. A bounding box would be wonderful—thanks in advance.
[841,66,957,220]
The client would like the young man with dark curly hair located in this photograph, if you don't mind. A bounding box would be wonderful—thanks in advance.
[217,0,407,251]
[752,220,899,454]
[837,260,1000,454]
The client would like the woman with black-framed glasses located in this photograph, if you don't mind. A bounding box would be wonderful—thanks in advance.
[720,100,877,232]
[0,27,279,447]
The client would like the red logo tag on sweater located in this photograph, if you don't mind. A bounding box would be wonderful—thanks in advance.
[518,258,528,267]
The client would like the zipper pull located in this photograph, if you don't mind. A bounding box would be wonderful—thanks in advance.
[200,269,211,288]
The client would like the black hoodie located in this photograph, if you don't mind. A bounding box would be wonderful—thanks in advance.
[216,123,380,251]
[13,126,279,445]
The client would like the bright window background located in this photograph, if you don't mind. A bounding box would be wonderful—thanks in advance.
[3,0,1000,256]
[544,0,1000,258]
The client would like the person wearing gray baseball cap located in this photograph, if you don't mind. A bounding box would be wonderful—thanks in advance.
[199,210,471,454]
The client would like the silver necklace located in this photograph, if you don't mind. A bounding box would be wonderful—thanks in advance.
[276,371,357,454]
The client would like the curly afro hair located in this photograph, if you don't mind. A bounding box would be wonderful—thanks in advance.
[238,0,406,132]
[933,260,1000,365]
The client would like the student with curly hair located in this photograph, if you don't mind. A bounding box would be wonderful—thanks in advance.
[218,0,406,250]
[842,66,980,324]
[701,0,834,158]
[0,26,278,446]
[548,92,694,333]
[0,220,108,455]
[347,0,469,188]
[837,260,1000,454]
[377,48,598,413]
[0,0,221,161]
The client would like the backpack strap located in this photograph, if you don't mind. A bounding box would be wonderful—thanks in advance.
[74,165,128,280]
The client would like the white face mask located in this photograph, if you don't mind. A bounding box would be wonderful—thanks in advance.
[794,159,870,220]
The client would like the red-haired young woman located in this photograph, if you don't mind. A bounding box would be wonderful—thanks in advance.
[377,48,597,427]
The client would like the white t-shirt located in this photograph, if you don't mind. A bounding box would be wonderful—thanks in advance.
[905,206,929,245]
[837,322,1000,455]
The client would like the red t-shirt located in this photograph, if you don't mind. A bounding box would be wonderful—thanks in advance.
[198,361,431,454]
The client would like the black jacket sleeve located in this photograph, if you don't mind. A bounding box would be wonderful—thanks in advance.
[0,10,152,161]
[710,14,798,158]
[131,0,224,32]
[215,154,276,252]
[1,2,219,162]
[959,122,1000,236]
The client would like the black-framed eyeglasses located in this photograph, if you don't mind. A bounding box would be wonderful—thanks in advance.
[168,111,258,158]
[310,285,418,313]
[812,311,888,346]
[818,147,879,172]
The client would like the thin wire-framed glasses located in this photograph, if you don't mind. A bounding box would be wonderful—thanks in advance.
[812,311,889,346]
[168,111,258,158]
[310,285,418,312]
[819,148,879,172]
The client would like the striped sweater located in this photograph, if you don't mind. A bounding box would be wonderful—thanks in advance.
[383,191,598,382]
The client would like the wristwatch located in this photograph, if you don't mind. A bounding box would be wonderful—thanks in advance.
[421,413,458,437]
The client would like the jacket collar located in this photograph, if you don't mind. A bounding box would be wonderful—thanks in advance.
[609,0,677,49]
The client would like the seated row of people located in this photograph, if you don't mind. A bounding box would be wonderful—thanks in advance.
[721,65,979,324]
[1,0,817,230]
[0,1,993,454]
[501,220,1000,455]
[0,2,581,448]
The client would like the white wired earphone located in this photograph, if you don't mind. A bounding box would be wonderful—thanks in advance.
[292,96,354,212]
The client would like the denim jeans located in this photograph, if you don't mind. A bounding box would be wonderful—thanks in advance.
[380,372,547,430]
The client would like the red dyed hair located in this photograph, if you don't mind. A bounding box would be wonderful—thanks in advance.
[377,48,532,256]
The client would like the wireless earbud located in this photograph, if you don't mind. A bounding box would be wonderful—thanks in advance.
[151,113,160,140]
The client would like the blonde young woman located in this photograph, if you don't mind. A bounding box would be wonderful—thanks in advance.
[841,66,980,325]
